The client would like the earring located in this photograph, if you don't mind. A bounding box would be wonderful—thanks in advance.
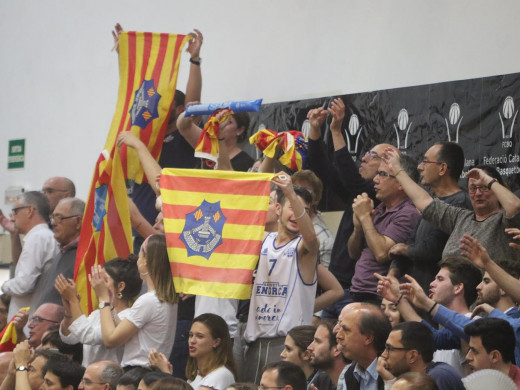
[117,292,123,299]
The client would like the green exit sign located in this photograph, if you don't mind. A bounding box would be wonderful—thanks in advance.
[8,139,25,169]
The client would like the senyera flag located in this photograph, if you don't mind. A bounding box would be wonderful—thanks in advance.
[74,30,189,314]
[0,307,28,352]
[160,169,274,299]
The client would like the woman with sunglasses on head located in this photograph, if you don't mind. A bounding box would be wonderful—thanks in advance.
[90,234,178,368]
[186,313,236,390]
[56,255,142,366]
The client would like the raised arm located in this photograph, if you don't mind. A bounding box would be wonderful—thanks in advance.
[184,29,203,104]
[466,168,520,218]
[176,110,202,148]
[382,148,433,212]
[117,132,162,194]
[347,209,364,260]
[55,274,83,336]
[327,98,347,151]
[461,234,520,302]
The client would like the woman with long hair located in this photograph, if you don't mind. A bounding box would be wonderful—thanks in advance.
[57,256,142,365]
[280,326,316,383]
[186,313,236,390]
[91,234,178,368]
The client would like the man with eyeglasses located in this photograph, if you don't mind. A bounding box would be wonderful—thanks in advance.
[384,148,520,263]
[1,192,59,321]
[377,322,464,390]
[26,303,64,347]
[259,361,307,390]
[307,98,403,317]
[35,197,85,308]
[387,142,472,294]
[347,156,421,304]
[78,360,123,390]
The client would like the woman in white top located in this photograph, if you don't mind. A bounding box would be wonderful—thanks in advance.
[91,234,178,368]
[187,313,236,390]
[57,256,142,365]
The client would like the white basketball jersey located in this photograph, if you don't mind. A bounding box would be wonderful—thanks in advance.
[244,232,317,342]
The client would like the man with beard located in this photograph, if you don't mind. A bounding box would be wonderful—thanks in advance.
[307,320,348,390]
[378,322,464,390]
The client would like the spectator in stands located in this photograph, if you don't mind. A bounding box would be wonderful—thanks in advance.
[37,197,85,308]
[348,155,421,304]
[41,358,84,390]
[335,302,391,390]
[79,360,124,390]
[464,318,520,386]
[40,328,82,364]
[117,367,155,390]
[259,361,307,390]
[90,234,177,368]
[380,298,402,328]
[14,303,65,348]
[388,142,472,293]
[58,256,142,366]
[186,313,236,390]
[391,372,439,390]
[149,377,194,390]
[41,178,76,213]
[377,322,464,390]
[1,192,59,320]
[383,148,520,262]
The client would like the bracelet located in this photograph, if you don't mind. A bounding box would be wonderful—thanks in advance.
[189,57,201,66]
[487,178,497,190]
[428,302,438,314]
[395,293,403,306]
[64,313,72,319]
[294,209,306,220]
[395,169,403,177]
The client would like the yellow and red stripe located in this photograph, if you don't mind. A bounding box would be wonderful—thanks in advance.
[160,169,274,299]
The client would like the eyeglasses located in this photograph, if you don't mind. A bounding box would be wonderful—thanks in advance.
[41,188,69,195]
[80,378,108,387]
[364,151,381,161]
[384,344,408,354]
[49,214,80,223]
[420,159,443,166]
[11,206,30,215]
[29,316,60,325]
[376,170,396,179]
[468,185,490,194]
[258,386,285,390]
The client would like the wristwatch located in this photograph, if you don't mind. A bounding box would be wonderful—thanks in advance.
[16,366,28,372]
[99,301,111,310]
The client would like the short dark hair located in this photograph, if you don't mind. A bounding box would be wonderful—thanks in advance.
[33,349,70,365]
[118,366,156,388]
[174,90,186,108]
[400,154,419,183]
[438,257,482,307]
[20,191,51,222]
[395,372,439,390]
[357,303,392,355]
[464,318,515,364]
[233,112,250,143]
[436,142,465,181]
[317,319,337,349]
[103,256,142,302]
[40,328,83,363]
[393,322,435,363]
[263,361,306,390]
[142,372,172,387]
[42,359,85,390]
[276,185,313,208]
[149,377,194,390]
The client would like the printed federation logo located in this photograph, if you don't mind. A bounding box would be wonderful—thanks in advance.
[129,79,161,129]
[181,200,226,259]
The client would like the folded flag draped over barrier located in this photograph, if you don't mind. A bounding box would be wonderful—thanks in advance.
[160,169,274,299]
[0,307,28,352]
[75,30,189,314]
[250,129,308,171]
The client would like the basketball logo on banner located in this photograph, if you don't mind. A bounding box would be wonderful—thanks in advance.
[445,102,463,144]
[394,108,413,150]
[499,96,518,140]
[345,114,363,161]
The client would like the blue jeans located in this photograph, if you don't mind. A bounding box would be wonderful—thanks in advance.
[320,288,353,319]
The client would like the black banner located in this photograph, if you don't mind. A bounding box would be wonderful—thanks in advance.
[243,72,520,211]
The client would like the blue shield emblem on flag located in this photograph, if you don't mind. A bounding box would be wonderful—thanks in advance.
[180,200,226,259]
[129,79,161,129]
[93,185,108,232]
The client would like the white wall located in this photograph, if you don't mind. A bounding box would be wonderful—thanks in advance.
[1,0,519,211]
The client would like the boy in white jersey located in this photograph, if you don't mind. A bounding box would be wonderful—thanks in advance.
[243,174,320,383]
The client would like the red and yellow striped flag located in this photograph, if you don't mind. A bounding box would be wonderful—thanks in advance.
[160,169,274,299]
[0,307,29,352]
[112,31,190,183]
[74,30,189,314]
